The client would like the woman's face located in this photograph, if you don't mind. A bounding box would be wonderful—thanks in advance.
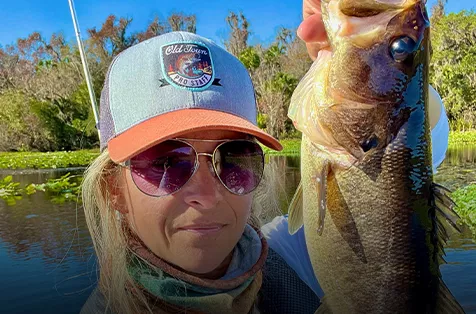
[117,130,254,278]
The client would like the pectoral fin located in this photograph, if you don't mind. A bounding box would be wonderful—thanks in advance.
[288,181,304,235]
[288,50,339,150]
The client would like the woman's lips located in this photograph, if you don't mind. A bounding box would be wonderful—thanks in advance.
[178,224,226,235]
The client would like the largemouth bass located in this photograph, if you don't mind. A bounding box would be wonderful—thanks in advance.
[287,0,465,313]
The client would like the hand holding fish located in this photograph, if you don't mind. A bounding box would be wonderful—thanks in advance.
[298,0,329,60]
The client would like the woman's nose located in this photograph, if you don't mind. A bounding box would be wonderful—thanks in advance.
[181,156,224,210]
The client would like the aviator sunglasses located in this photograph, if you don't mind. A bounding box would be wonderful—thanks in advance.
[120,138,265,197]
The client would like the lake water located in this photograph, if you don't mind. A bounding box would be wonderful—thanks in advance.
[0,145,475,313]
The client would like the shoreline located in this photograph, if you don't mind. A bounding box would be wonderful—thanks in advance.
[0,131,475,169]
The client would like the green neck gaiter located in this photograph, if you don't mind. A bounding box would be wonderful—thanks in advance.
[127,224,268,314]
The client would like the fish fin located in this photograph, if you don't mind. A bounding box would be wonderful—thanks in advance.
[433,183,463,270]
[327,171,367,263]
[435,279,466,314]
[288,159,330,235]
[433,183,462,235]
[288,51,339,149]
[288,181,304,235]
[434,182,454,195]
[315,297,333,314]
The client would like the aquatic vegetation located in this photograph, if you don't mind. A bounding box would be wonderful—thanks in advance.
[0,173,82,205]
[448,131,476,146]
[28,173,83,204]
[0,176,23,205]
[262,139,301,156]
[0,149,99,169]
[452,184,476,236]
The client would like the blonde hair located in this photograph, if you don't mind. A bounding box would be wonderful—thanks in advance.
[82,149,282,313]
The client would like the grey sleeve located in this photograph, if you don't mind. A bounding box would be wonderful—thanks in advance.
[258,248,321,314]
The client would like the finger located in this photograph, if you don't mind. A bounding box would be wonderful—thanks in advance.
[297,13,328,43]
[305,42,329,61]
[303,0,322,19]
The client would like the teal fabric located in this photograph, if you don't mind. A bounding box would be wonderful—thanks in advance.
[127,224,262,312]
[80,248,320,314]
[129,257,254,307]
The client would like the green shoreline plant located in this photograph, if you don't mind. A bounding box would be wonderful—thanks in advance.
[0,149,99,169]
[448,131,476,146]
[0,173,82,205]
[452,184,476,235]
[28,173,83,204]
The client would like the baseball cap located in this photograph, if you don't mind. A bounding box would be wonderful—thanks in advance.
[99,31,282,163]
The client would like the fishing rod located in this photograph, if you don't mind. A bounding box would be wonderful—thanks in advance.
[67,0,100,137]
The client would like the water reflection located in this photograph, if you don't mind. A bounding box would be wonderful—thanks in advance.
[441,226,476,313]
[0,169,96,314]
[0,145,474,313]
[435,145,476,191]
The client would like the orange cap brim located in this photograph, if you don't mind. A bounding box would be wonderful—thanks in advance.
[108,109,283,162]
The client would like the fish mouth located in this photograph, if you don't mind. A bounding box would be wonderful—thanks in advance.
[325,0,429,49]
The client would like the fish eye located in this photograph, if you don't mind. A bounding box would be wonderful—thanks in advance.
[361,136,379,153]
[390,36,417,62]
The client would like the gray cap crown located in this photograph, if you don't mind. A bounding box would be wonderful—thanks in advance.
[99,31,258,150]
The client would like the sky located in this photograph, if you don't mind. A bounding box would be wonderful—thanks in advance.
[1,0,475,48]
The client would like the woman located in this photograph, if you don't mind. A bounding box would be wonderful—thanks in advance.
[80,31,320,314]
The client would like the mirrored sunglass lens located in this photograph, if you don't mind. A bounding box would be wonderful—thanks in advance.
[129,141,196,196]
[215,141,264,195]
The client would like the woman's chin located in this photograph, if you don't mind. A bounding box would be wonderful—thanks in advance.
[172,250,233,279]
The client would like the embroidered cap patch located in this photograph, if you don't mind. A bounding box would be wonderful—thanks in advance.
[160,42,215,91]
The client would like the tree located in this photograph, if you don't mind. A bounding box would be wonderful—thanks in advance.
[238,47,260,71]
[0,91,52,151]
[168,13,196,33]
[136,13,196,43]
[430,10,476,131]
[224,12,250,56]
[87,15,137,66]
[137,17,169,42]
[0,12,201,152]
[430,0,448,25]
